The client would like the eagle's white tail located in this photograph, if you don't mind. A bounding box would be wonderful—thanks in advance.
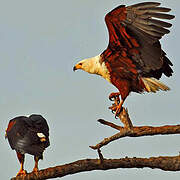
[142,77,170,93]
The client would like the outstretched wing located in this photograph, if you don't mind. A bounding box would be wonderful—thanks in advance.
[104,2,174,76]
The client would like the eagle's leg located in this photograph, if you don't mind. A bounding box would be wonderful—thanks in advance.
[109,92,127,118]
[33,156,40,172]
[16,152,27,176]
[114,99,124,118]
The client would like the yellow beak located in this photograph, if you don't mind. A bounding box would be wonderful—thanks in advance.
[73,64,82,71]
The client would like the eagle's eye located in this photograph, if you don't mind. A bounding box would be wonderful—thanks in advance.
[79,63,82,66]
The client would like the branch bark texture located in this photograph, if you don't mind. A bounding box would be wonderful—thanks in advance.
[11,155,180,180]
[90,121,180,150]
[90,108,180,150]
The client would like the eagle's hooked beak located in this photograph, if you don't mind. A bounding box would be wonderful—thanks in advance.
[73,66,77,71]
[73,63,82,71]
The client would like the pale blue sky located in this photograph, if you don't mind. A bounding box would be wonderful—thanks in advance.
[1,0,180,179]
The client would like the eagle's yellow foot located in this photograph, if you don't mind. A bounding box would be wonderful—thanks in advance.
[114,106,122,118]
[109,103,123,118]
[109,97,124,118]
[109,103,117,113]
[16,169,27,177]
[114,100,124,118]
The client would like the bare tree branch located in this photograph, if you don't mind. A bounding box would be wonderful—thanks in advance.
[90,108,180,150]
[90,120,180,150]
[11,107,180,180]
[11,155,180,180]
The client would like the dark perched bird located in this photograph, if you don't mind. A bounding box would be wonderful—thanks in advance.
[73,2,174,117]
[5,114,50,176]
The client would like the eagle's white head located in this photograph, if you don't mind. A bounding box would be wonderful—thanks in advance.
[73,54,111,82]
[73,55,101,74]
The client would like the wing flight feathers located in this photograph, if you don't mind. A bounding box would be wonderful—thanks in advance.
[130,2,160,9]
[125,3,174,39]
[103,2,174,77]
[105,2,174,48]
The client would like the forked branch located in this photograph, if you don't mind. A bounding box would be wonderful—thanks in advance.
[11,107,180,180]
[90,108,180,150]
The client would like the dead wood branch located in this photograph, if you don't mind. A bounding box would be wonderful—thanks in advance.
[90,121,180,149]
[11,107,180,180]
[11,155,180,180]
[90,108,180,150]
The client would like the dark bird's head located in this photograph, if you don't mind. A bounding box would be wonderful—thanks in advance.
[29,114,49,134]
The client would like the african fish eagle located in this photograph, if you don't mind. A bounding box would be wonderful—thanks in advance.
[73,2,174,117]
[5,114,50,176]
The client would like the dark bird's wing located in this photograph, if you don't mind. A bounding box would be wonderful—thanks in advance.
[6,115,50,157]
[104,2,174,78]
[6,116,28,151]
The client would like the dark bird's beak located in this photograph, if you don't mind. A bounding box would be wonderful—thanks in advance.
[73,66,77,71]
[5,130,7,139]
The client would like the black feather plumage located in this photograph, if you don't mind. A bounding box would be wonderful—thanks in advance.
[6,114,50,158]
